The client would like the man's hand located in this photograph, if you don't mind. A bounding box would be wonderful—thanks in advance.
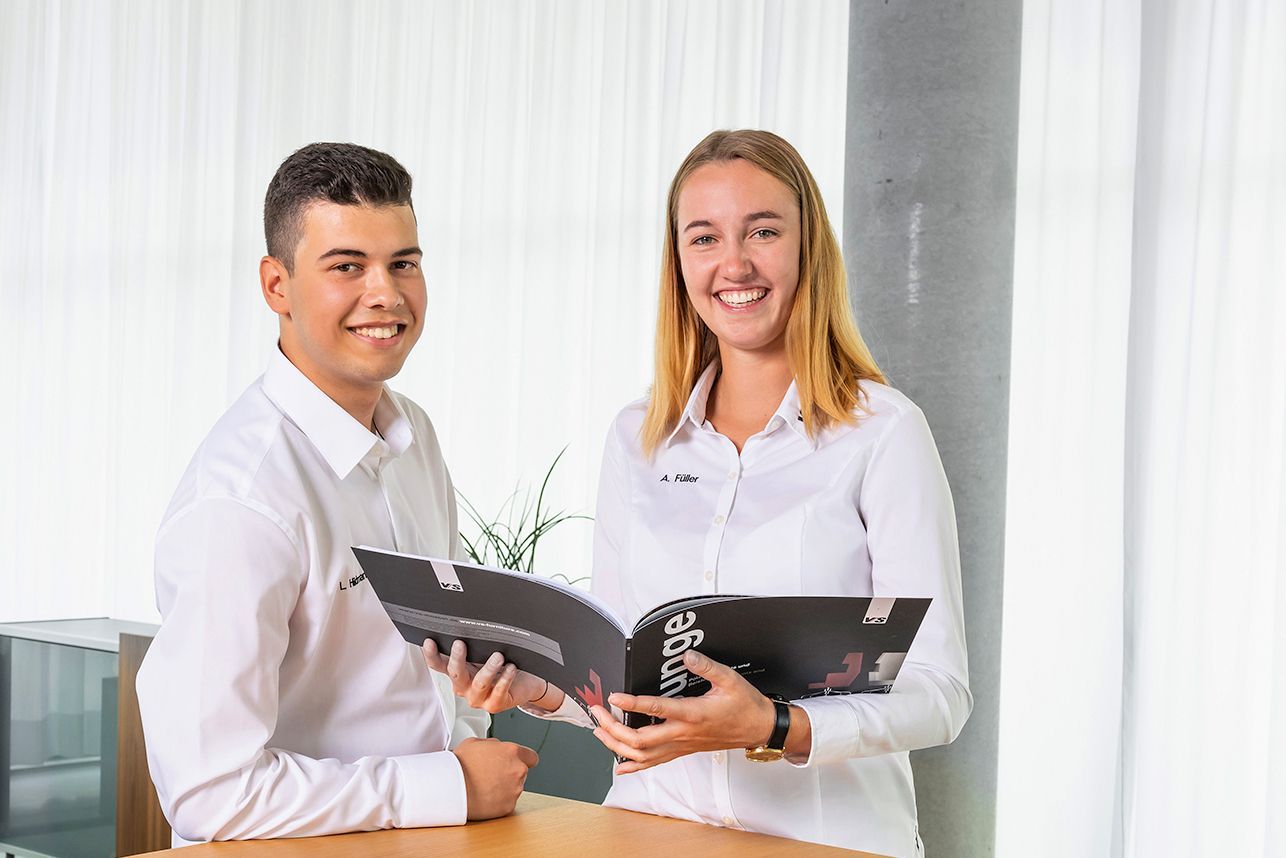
[422,639,564,713]
[452,737,539,820]
[590,649,797,774]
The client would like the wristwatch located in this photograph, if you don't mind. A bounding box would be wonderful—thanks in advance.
[744,698,791,762]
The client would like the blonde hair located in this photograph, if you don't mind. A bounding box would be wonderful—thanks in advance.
[641,129,887,456]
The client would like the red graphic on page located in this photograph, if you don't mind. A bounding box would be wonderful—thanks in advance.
[808,652,863,689]
[574,669,605,709]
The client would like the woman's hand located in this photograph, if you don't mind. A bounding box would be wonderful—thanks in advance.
[590,649,779,774]
[422,638,562,714]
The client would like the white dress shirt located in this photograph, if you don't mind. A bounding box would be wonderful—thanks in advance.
[136,348,487,844]
[539,364,970,857]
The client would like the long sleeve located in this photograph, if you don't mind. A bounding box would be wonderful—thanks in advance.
[137,497,468,841]
[792,404,973,766]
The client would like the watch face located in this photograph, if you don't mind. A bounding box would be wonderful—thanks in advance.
[744,746,786,763]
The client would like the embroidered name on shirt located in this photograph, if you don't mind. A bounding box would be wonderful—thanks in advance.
[339,571,367,591]
[659,473,700,483]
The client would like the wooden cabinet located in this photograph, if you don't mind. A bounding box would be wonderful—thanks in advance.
[116,633,170,856]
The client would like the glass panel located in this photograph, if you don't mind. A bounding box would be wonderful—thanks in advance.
[0,636,117,858]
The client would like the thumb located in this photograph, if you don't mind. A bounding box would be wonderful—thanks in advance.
[683,649,734,684]
[514,743,540,768]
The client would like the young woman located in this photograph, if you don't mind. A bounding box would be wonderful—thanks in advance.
[425,130,971,857]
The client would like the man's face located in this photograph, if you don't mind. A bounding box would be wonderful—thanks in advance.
[262,202,426,410]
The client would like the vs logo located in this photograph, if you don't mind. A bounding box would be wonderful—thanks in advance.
[430,559,465,593]
[862,598,895,625]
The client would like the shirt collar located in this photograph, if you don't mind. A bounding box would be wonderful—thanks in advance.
[663,362,721,448]
[662,362,818,450]
[770,380,818,449]
[261,346,414,479]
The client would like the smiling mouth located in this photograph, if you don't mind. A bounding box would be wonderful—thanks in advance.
[715,288,768,308]
[349,324,405,340]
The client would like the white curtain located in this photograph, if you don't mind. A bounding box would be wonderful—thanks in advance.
[998,1,1285,856]
[0,0,850,624]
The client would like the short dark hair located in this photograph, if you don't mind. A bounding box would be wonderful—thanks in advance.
[263,142,414,272]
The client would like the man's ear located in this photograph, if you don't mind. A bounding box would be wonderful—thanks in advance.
[260,256,291,316]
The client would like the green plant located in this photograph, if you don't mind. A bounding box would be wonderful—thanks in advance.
[457,446,592,585]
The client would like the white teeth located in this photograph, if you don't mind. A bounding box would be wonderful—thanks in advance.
[716,288,768,307]
[353,325,399,339]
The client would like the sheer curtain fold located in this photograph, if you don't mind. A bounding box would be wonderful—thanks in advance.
[996,3,1137,856]
[0,0,849,624]
[1001,1,1285,856]
[1126,3,1286,856]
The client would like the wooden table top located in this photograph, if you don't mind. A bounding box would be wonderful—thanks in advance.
[137,791,885,856]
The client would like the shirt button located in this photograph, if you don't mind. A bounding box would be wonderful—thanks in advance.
[713,752,723,763]
[727,471,737,480]
[713,514,725,525]
[722,816,734,827]
[704,570,714,582]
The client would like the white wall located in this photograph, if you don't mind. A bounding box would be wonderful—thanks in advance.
[0,0,850,623]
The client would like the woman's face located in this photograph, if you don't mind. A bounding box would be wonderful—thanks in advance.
[676,159,802,361]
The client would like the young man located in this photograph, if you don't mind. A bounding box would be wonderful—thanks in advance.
[136,143,537,844]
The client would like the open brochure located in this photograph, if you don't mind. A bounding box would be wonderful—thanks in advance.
[352,546,931,728]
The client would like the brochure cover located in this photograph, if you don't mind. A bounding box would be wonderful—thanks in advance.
[352,546,931,728]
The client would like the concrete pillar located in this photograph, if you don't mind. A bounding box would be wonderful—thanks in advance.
[843,3,1022,856]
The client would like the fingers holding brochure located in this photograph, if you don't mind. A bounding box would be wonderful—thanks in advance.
[589,649,782,774]
[423,638,566,714]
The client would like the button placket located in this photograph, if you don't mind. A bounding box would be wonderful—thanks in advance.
[710,748,738,829]
[701,440,740,593]
[702,444,741,830]
[374,464,401,552]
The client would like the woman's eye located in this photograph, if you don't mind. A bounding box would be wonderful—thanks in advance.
[751,228,778,239]
[692,235,715,246]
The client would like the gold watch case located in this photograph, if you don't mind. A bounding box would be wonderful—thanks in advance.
[744,745,786,762]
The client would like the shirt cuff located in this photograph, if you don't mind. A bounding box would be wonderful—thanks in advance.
[789,698,860,767]
[391,750,468,827]
[518,690,595,728]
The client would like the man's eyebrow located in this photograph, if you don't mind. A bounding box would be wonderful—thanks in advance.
[317,248,368,261]
[316,246,423,261]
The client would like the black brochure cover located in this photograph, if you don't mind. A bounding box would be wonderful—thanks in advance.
[352,547,931,727]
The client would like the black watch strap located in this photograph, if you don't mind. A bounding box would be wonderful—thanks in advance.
[766,699,791,751]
